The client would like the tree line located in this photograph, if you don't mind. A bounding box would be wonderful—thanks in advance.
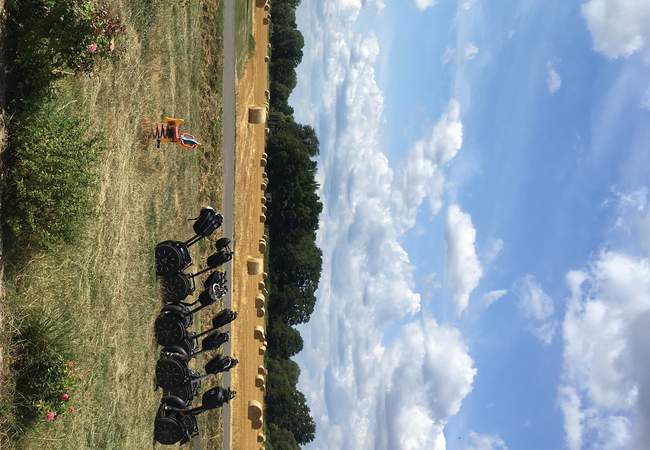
[264,0,322,448]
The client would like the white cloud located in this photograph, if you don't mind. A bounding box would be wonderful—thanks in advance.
[458,0,475,12]
[291,2,476,448]
[465,43,480,61]
[483,238,504,266]
[547,62,562,94]
[443,44,480,65]
[380,317,476,450]
[608,187,650,253]
[413,0,437,11]
[513,275,557,344]
[446,205,484,314]
[641,85,650,110]
[461,431,508,450]
[582,0,650,60]
[560,190,650,450]
[559,385,583,450]
[482,289,508,308]
[392,99,464,232]
[365,0,386,11]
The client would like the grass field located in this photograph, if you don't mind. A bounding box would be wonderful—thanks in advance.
[236,0,254,75]
[0,0,226,448]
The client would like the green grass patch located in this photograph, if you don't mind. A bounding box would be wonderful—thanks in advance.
[236,0,255,74]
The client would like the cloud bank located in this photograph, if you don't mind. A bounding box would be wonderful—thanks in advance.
[292,1,479,448]
[559,191,650,450]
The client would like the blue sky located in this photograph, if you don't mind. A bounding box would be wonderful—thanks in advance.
[289,1,650,449]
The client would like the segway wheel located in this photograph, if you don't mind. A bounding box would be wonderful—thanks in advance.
[154,314,187,347]
[163,273,194,303]
[155,242,190,277]
[176,337,196,356]
[166,381,199,404]
[154,416,187,445]
[156,357,190,390]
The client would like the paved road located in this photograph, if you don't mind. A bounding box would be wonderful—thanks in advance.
[221,0,236,449]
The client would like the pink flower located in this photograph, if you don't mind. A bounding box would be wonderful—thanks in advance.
[109,38,115,52]
[87,42,98,53]
[60,393,70,401]
[46,411,57,421]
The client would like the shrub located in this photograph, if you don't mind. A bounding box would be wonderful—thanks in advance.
[9,309,78,433]
[6,0,125,109]
[4,100,105,250]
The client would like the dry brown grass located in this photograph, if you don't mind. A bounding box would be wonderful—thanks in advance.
[0,0,225,448]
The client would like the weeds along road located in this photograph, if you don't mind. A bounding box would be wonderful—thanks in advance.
[220,0,236,449]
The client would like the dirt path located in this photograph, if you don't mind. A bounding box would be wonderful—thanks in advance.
[227,2,270,449]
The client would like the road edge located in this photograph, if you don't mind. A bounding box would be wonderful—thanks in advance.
[221,0,236,449]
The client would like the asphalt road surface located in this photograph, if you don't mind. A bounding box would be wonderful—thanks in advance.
[220,0,236,449]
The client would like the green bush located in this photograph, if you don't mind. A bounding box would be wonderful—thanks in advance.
[4,100,105,250]
[6,0,125,110]
[9,309,78,433]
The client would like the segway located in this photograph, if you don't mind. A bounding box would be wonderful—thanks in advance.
[158,332,230,403]
[154,273,227,346]
[155,353,239,392]
[155,207,224,277]
[154,386,236,445]
[155,307,237,349]
[162,247,232,302]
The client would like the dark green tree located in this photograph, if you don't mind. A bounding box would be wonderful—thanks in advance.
[268,424,300,450]
[267,318,304,359]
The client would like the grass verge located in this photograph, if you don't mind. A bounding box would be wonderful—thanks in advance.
[236,0,254,75]
[0,0,224,448]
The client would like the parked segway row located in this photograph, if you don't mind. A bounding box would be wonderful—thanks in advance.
[152,308,239,445]
[154,386,236,445]
[152,207,238,445]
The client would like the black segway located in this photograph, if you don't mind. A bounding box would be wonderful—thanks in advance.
[155,207,224,277]
[155,304,236,349]
[154,272,228,346]
[154,387,236,445]
[158,332,230,403]
[155,353,239,393]
[162,248,232,303]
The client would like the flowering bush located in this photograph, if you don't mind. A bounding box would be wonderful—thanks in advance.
[6,0,126,109]
[33,360,78,422]
[73,2,126,72]
[9,311,80,428]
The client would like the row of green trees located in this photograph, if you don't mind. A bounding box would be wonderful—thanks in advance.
[264,0,322,448]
